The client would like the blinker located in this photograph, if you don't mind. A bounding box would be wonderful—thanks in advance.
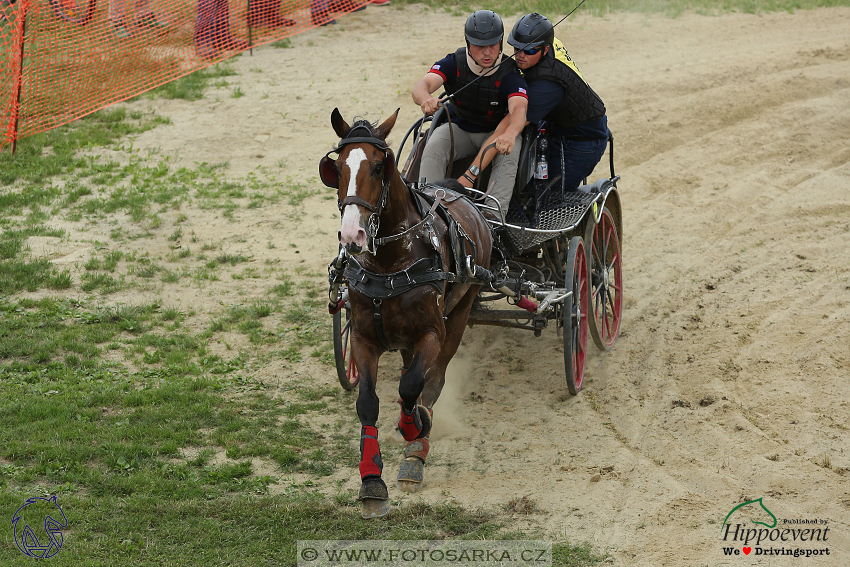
[319,155,339,188]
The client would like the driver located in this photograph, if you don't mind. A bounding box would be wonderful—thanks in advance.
[411,10,528,219]
[509,13,609,195]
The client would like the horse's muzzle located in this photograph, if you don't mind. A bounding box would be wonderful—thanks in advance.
[344,241,364,255]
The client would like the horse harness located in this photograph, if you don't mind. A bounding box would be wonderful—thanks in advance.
[329,184,482,352]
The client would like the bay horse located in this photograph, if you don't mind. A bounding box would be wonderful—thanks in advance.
[320,108,493,518]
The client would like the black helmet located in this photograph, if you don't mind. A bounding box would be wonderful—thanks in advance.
[464,10,504,46]
[508,13,554,51]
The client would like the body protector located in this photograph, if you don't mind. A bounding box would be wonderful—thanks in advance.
[446,47,517,128]
[522,47,606,130]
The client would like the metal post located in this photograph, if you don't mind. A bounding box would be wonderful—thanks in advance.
[10,0,28,155]
[246,0,253,54]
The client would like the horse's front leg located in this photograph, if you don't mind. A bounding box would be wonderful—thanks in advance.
[355,348,390,519]
[396,332,441,493]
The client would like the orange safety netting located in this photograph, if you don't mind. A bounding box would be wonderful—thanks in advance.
[1,0,370,150]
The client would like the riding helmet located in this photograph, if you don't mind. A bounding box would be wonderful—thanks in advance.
[464,10,504,46]
[508,13,555,51]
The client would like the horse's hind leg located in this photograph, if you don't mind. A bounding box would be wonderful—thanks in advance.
[355,354,390,519]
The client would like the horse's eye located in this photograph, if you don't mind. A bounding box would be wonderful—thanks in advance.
[373,162,383,177]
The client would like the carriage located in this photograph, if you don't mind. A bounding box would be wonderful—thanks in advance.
[329,107,623,396]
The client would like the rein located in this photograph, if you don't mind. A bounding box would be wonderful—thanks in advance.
[374,188,446,248]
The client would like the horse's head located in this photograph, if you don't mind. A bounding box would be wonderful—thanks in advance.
[320,108,398,255]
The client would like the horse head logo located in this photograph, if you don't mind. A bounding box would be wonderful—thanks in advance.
[721,497,777,536]
[12,495,68,559]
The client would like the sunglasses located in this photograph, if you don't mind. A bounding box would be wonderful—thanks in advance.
[514,46,542,56]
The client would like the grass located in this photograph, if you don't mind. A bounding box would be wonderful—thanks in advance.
[146,62,238,102]
[1,494,583,565]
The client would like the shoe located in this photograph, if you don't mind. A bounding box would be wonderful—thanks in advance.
[312,14,336,26]
[371,0,390,5]
[331,0,366,11]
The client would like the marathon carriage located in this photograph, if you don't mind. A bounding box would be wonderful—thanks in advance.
[329,107,622,396]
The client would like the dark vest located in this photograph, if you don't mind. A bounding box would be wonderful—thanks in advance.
[523,50,606,130]
[445,48,517,128]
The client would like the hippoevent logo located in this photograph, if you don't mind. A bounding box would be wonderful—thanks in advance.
[720,498,831,558]
[12,495,68,559]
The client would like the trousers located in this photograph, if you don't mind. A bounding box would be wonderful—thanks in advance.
[419,123,522,220]
[549,135,608,193]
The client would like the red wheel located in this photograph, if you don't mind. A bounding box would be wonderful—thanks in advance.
[584,206,622,350]
[563,236,588,395]
[332,287,359,391]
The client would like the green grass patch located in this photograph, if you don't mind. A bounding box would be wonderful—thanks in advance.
[146,62,238,101]
[0,108,169,187]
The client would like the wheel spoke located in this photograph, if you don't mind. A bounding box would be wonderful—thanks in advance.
[606,251,620,273]
[347,353,357,382]
[341,323,350,356]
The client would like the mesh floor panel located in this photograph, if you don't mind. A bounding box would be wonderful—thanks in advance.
[502,191,598,252]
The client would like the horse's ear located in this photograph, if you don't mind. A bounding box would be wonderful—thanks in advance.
[331,108,349,138]
[319,156,339,189]
[374,108,400,141]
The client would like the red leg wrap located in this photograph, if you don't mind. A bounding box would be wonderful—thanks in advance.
[359,426,383,480]
[397,399,423,441]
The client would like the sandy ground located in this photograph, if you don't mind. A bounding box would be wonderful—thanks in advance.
[91,5,850,565]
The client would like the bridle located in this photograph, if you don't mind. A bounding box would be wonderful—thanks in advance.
[319,121,397,254]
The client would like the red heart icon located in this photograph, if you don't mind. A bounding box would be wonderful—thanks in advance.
[743,547,751,555]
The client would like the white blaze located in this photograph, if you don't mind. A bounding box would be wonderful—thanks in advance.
[339,148,368,243]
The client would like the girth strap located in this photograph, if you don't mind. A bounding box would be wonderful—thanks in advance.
[371,299,393,352]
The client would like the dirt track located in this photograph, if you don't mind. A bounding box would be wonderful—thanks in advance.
[122,6,850,565]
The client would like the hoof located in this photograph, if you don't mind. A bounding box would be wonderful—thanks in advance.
[357,476,389,501]
[361,498,391,518]
[358,477,390,518]
[397,458,424,492]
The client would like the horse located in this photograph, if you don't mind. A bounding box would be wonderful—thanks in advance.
[320,108,493,518]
